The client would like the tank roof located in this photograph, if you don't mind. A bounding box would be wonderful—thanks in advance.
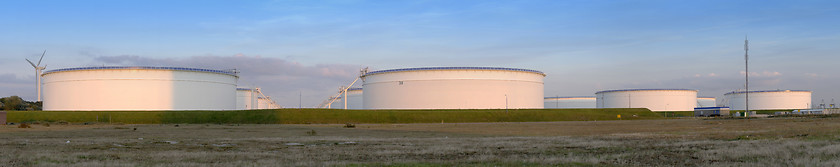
[596,89,697,94]
[724,90,811,95]
[362,67,545,77]
[544,96,595,99]
[43,66,238,76]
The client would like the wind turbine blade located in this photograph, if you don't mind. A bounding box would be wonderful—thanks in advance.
[26,58,37,68]
[37,50,46,66]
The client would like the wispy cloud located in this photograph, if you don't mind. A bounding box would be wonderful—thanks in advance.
[694,73,718,77]
[740,71,782,77]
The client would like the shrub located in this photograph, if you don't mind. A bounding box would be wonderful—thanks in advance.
[18,123,30,128]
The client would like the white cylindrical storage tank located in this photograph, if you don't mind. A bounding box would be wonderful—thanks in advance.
[236,88,256,110]
[724,90,811,110]
[362,67,545,109]
[42,66,238,111]
[344,88,363,109]
[256,97,279,109]
[544,96,596,109]
[329,88,363,109]
[596,89,697,112]
[329,97,343,109]
[697,97,716,108]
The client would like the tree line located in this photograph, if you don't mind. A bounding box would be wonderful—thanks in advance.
[1,96,42,111]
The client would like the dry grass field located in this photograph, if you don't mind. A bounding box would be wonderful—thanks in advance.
[3,117,840,166]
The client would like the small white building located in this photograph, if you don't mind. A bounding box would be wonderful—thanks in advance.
[695,107,730,117]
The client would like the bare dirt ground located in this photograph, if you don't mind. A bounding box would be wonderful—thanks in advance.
[3,117,840,166]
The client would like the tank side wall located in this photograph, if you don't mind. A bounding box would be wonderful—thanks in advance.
[697,98,717,107]
[348,90,363,109]
[236,90,253,110]
[363,70,543,109]
[596,90,697,111]
[43,69,236,111]
[726,92,811,110]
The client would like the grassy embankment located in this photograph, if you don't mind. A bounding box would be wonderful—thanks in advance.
[654,111,695,117]
[7,108,658,124]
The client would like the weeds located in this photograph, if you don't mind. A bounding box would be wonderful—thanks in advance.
[17,123,30,128]
[344,123,356,128]
[4,118,840,166]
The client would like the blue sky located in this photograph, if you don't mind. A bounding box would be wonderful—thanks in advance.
[2,0,839,107]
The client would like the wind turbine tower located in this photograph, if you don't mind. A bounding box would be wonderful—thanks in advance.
[26,50,47,102]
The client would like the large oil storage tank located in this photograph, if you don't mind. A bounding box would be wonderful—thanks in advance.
[362,67,545,109]
[544,96,596,108]
[724,90,811,110]
[256,97,280,109]
[697,97,716,107]
[329,88,363,109]
[238,87,281,109]
[236,88,256,110]
[596,89,697,111]
[42,66,238,111]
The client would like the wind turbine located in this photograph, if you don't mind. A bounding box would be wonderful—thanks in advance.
[26,50,47,102]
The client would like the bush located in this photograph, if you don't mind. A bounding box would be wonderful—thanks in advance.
[18,123,31,128]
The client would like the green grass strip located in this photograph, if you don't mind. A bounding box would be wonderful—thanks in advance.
[7,108,661,124]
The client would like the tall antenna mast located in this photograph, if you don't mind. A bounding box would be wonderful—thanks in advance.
[744,36,750,116]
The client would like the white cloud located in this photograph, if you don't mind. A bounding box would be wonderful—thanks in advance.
[739,71,782,77]
[693,73,719,78]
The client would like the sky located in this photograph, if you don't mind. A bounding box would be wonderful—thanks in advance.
[1,0,839,107]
